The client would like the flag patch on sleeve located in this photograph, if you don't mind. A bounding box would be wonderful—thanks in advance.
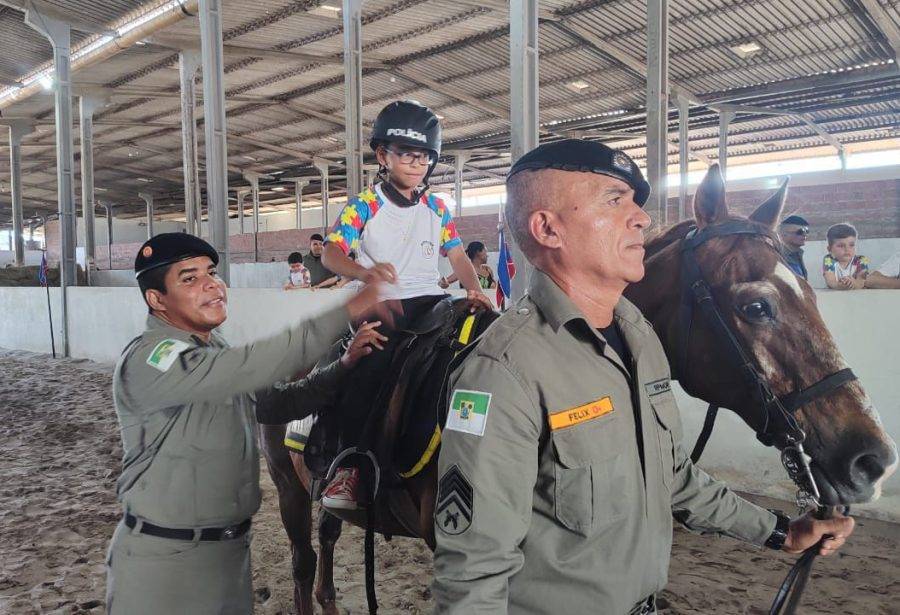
[445,389,492,437]
[146,339,190,372]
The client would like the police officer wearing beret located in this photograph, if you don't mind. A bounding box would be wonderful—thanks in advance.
[105,233,387,614]
[432,141,854,614]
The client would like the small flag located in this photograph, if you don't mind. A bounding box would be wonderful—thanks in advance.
[38,252,48,287]
[445,389,492,437]
[496,226,516,309]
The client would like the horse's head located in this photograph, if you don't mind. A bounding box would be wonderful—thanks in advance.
[630,165,897,505]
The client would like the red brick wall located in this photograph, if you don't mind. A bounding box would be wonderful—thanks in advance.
[46,178,900,268]
[664,178,900,241]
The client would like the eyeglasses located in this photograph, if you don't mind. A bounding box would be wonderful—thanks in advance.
[792,227,810,236]
[386,147,434,166]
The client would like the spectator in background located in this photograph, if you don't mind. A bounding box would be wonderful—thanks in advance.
[865,251,900,289]
[823,223,869,290]
[283,252,310,291]
[303,233,339,289]
[439,240,497,290]
[779,215,809,279]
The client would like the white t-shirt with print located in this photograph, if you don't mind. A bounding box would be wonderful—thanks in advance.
[327,184,463,301]
[877,251,900,278]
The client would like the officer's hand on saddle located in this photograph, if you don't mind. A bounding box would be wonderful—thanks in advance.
[340,320,389,369]
[360,262,398,285]
[345,282,400,329]
[783,511,855,556]
[466,289,494,313]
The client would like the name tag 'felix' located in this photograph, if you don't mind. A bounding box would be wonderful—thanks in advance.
[548,396,614,431]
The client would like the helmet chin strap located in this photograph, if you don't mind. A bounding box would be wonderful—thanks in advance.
[377,158,437,205]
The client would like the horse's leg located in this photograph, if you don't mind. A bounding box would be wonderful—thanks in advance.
[258,424,316,615]
[314,511,343,615]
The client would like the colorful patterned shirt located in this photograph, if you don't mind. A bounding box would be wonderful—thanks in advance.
[823,254,869,280]
[325,184,463,300]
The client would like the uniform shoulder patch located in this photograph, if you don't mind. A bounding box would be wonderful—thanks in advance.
[436,464,473,535]
[146,338,190,372]
[445,389,491,436]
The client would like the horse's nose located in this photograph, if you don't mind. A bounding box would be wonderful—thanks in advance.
[848,438,898,489]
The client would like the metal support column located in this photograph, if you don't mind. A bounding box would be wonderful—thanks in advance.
[139,192,155,239]
[79,95,106,283]
[25,6,76,355]
[179,50,202,236]
[7,120,31,266]
[243,173,261,262]
[677,95,690,222]
[646,0,669,226]
[342,0,364,197]
[453,153,470,218]
[508,0,540,301]
[718,109,735,182]
[294,179,309,229]
[103,203,114,270]
[314,159,330,234]
[199,0,230,283]
[236,188,249,234]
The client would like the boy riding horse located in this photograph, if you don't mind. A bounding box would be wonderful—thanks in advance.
[321,100,492,509]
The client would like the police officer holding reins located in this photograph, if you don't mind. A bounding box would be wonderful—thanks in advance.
[432,141,855,614]
[105,233,387,614]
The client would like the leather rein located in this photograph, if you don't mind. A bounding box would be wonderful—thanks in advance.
[676,220,856,615]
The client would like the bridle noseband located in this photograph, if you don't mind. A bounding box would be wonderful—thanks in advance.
[677,220,857,507]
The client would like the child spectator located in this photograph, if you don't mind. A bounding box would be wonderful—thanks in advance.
[822,223,869,290]
[283,251,310,290]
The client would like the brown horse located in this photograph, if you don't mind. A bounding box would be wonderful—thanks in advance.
[260,165,898,615]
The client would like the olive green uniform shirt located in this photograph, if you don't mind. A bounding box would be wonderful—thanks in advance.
[113,305,348,528]
[433,270,777,615]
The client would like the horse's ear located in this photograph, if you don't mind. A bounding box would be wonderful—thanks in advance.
[693,164,728,228]
[748,177,789,229]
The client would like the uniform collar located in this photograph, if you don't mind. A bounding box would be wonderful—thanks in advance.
[528,268,651,363]
[529,269,647,332]
[146,314,222,347]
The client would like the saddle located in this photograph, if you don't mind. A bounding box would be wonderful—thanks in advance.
[302,296,496,537]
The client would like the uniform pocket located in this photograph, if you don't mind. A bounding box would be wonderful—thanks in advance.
[650,393,681,491]
[551,416,625,536]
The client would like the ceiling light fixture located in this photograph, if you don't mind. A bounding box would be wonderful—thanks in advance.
[730,41,763,59]
[566,79,591,93]
[38,75,53,91]
[271,186,286,192]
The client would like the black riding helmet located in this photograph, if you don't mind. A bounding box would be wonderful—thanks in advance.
[370,100,442,201]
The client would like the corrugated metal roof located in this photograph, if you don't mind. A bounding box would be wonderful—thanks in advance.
[1,0,898,218]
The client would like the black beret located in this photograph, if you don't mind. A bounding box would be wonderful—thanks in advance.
[781,215,809,226]
[134,232,219,279]
[507,139,652,206]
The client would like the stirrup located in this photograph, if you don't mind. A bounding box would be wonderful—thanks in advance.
[324,447,382,501]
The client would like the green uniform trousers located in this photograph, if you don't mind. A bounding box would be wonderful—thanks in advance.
[105,520,252,615]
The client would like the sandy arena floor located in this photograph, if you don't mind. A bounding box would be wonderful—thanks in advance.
[1,349,897,614]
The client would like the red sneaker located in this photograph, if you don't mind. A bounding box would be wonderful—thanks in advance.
[321,467,361,510]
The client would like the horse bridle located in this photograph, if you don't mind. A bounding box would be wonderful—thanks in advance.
[677,219,857,507]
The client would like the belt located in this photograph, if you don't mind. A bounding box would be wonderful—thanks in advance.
[628,595,655,615]
[124,514,251,542]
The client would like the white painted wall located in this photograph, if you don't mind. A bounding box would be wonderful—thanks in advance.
[1,287,898,520]
[0,250,44,266]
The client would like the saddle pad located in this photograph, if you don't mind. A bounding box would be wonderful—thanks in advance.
[396,312,481,478]
[284,415,316,452]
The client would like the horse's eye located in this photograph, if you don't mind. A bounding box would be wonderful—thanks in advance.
[739,299,774,321]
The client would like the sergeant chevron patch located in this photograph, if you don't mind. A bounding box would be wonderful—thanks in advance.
[435,464,473,535]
